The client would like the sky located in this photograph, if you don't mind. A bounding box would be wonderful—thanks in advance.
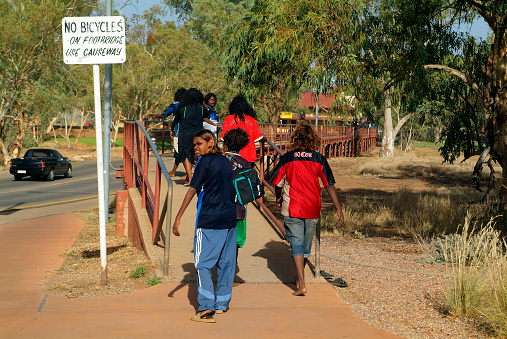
[118,0,491,40]
[117,0,177,23]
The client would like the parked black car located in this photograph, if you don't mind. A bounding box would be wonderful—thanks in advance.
[9,148,72,181]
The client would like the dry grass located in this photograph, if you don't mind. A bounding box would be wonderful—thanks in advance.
[420,217,507,336]
[44,209,158,297]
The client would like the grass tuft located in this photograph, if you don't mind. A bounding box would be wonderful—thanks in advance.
[130,266,148,279]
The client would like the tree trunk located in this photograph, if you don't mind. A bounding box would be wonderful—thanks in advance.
[491,36,507,201]
[8,112,28,161]
[379,89,395,157]
[46,115,59,134]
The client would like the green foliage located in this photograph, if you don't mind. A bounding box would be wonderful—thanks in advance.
[130,266,148,278]
[115,20,232,120]
[0,0,98,165]
[146,276,162,286]
[220,0,356,122]
[426,38,490,163]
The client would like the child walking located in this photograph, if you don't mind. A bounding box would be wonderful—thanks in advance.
[269,124,344,296]
[223,128,251,257]
[172,129,237,323]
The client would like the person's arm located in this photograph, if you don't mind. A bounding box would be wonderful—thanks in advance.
[203,117,222,126]
[275,185,283,207]
[324,185,344,226]
[172,187,197,236]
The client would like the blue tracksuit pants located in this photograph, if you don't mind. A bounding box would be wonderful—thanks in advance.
[194,227,237,312]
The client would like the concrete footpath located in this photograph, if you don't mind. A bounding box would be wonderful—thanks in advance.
[0,213,401,338]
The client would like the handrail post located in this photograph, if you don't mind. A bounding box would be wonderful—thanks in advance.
[163,186,173,276]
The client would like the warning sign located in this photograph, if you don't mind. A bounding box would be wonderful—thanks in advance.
[62,16,126,65]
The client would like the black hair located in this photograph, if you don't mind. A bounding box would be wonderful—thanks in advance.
[228,95,257,121]
[180,88,204,107]
[204,92,217,105]
[223,128,249,152]
[174,88,187,102]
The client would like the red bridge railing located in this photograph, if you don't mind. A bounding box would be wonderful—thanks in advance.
[123,120,174,276]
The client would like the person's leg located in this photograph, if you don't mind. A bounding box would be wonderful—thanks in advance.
[169,160,179,177]
[215,227,237,312]
[236,219,247,249]
[194,228,221,313]
[295,218,318,294]
[183,158,192,184]
[292,255,306,296]
[283,216,307,296]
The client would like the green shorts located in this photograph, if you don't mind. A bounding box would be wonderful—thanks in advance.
[236,219,247,248]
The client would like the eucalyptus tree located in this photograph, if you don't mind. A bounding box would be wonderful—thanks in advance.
[425,38,490,166]
[114,16,227,120]
[0,0,97,166]
[353,0,460,157]
[164,0,250,48]
[424,0,506,194]
[220,0,357,123]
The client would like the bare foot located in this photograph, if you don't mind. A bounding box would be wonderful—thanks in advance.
[169,171,175,177]
[295,277,300,289]
[292,287,307,296]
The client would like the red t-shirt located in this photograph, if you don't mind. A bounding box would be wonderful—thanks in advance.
[269,149,335,219]
[221,115,263,163]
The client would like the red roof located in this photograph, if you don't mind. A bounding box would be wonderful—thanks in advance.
[299,92,336,109]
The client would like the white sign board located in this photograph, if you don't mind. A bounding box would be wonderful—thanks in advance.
[62,16,126,64]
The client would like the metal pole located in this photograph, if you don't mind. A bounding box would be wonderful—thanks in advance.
[315,91,319,127]
[94,65,108,286]
[103,0,113,222]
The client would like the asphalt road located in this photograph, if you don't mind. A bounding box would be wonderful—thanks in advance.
[0,159,123,225]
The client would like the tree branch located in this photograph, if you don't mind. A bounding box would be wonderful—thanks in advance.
[424,64,483,96]
[470,145,490,191]
[392,112,416,139]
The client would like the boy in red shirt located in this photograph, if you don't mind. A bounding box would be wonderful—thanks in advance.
[269,125,344,296]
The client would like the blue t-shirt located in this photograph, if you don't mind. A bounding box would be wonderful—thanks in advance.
[190,153,236,229]
[162,102,179,118]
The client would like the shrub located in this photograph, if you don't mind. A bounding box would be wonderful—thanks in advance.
[130,266,147,279]
[434,215,507,336]
[146,276,162,286]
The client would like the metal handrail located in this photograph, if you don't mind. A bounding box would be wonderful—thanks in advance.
[123,120,174,276]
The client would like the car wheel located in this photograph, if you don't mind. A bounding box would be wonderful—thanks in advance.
[64,165,72,178]
[46,169,55,181]
[14,175,23,181]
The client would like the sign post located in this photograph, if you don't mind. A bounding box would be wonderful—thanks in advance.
[62,16,125,286]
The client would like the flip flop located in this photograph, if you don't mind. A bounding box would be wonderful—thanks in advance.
[215,307,228,314]
[333,278,348,288]
[190,310,216,323]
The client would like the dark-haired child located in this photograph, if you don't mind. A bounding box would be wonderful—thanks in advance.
[172,129,237,323]
[269,124,344,296]
[223,128,251,256]
[220,95,264,166]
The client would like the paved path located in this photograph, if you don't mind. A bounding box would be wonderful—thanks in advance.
[0,158,402,338]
